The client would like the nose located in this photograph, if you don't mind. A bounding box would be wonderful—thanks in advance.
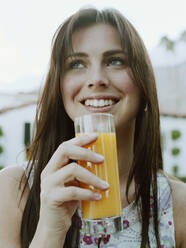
[86,66,109,88]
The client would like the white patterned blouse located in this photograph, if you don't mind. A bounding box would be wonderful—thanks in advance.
[24,165,175,248]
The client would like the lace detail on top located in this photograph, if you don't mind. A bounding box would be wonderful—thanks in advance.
[79,173,175,248]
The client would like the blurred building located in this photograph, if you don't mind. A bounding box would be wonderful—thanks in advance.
[156,62,186,175]
[151,36,186,176]
[0,92,37,166]
[155,62,186,117]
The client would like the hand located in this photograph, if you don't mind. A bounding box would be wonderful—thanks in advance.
[38,134,109,234]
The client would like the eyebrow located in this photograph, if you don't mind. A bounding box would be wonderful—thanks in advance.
[65,52,88,60]
[65,50,126,60]
[103,50,126,57]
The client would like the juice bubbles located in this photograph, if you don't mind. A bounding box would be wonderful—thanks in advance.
[78,132,122,220]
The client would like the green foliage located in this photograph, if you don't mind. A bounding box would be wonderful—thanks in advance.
[171,129,181,140]
[179,177,186,183]
[0,145,3,154]
[160,30,186,52]
[0,165,4,170]
[171,147,180,156]
[0,126,3,137]
[171,165,186,183]
[160,36,175,50]
[172,164,179,176]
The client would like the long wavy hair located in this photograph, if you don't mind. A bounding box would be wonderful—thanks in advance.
[20,8,163,248]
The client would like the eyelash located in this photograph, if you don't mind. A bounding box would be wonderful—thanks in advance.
[106,57,125,66]
[67,57,126,70]
[68,60,85,70]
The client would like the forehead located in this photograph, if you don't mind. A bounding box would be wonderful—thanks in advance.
[71,23,122,52]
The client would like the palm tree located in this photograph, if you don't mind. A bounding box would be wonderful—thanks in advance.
[159,36,175,50]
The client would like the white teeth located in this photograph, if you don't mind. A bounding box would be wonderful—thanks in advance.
[94,99,98,107]
[99,99,104,107]
[84,99,115,107]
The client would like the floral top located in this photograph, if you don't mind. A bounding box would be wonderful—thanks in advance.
[24,165,175,248]
[79,173,175,248]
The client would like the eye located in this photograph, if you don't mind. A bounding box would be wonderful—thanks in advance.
[107,57,125,66]
[69,60,85,70]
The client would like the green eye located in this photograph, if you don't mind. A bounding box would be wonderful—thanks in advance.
[107,57,124,66]
[70,60,84,69]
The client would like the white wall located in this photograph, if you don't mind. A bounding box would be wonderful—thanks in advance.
[0,107,186,178]
[160,116,186,176]
[0,105,36,166]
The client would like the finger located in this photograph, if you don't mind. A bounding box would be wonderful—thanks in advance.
[54,186,103,204]
[43,134,99,176]
[44,140,104,174]
[66,133,99,146]
[64,179,80,187]
[49,163,109,190]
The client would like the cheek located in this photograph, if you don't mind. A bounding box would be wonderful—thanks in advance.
[60,77,81,104]
[119,80,138,94]
[111,70,137,94]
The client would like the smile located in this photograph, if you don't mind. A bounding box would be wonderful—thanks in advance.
[79,96,119,113]
[84,99,115,107]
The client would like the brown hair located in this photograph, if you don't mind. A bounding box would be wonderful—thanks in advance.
[20,8,162,248]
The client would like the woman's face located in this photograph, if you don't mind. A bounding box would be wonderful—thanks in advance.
[60,23,140,130]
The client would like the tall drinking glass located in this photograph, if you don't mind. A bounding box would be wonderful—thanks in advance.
[74,113,122,235]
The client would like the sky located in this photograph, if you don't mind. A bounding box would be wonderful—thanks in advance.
[0,0,186,91]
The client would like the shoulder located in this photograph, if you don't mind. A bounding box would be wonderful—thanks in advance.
[157,170,186,247]
[0,165,25,181]
[0,166,29,211]
[168,177,186,248]
[163,171,186,208]
[0,166,30,246]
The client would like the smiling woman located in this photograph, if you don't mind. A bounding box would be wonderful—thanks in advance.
[0,7,186,248]
[61,23,140,130]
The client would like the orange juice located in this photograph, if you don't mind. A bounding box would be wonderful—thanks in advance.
[78,132,121,220]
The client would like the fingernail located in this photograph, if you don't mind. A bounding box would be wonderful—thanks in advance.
[100,181,110,189]
[96,154,104,161]
[87,133,98,138]
[93,193,102,200]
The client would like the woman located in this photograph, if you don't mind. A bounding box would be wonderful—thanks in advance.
[0,7,186,248]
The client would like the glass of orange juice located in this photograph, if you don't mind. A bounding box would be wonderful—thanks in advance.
[74,113,122,235]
